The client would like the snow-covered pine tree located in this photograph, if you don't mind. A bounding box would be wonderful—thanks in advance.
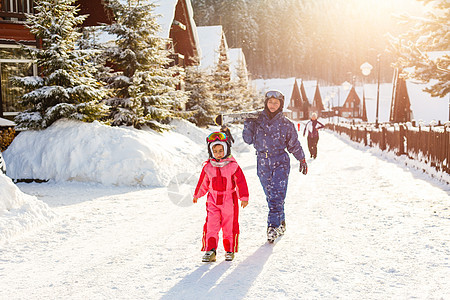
[78,27,115,90]
[185,61,216,126]
[12,0,108,130]
[211,43,235,113]
[248,84,264,110]
[389,0,449,97]
[229,56,254,112]
[101,0,188,130]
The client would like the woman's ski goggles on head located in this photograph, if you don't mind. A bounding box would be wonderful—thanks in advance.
[265,90,284,101]
[207,132,228,142]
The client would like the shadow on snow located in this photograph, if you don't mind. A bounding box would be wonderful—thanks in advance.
[161,243,274,299]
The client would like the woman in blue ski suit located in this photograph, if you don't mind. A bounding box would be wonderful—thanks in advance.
[243,90,307,242]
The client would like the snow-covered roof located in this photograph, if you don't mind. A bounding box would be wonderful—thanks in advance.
[294,79,317,104]
[0,117,15,127]
[152,0,178,38]
[185,0,201,58]
[228,48,247,81]
[93,0,200,55]
[197,26,227,71]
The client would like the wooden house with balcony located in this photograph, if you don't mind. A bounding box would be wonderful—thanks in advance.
[0,0,200,118]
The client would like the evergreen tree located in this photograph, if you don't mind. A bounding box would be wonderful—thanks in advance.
[211,42,235,113]
[390,0,449,97]
[102,0,188,130]
[12,0,107,130]
[79,27,115,87]
[192,0,422,83]
[185,62,216,126]
[229,55,255,112]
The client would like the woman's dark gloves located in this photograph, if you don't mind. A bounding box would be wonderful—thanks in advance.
[299,159,308,175]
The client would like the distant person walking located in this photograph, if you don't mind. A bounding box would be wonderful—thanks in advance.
[303,113,324,159]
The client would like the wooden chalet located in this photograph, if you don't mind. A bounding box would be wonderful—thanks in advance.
[0,0,200,118]
[153,0,200,67]
[309,83,324,118]
[390,68,412,123]
[339,86,362,119]
[287,79,310,120]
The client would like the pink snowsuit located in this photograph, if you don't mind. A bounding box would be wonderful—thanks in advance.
[194,156,249,253]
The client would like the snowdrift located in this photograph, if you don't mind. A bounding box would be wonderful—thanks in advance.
[0,173,55,242]
[4,119,208,187]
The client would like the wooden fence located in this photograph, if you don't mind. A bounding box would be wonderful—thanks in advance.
[325,123,450,175]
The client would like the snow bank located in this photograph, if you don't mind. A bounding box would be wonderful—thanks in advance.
[4,119,207,187]
[0,173,55,242]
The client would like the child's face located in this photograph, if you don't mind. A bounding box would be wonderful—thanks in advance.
[212,144,224,160]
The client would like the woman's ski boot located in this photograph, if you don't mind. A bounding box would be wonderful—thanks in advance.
[277,221,286,235]
[267,227,278,243]
[202,249,216,262]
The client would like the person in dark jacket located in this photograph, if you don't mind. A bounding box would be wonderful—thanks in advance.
[303,113,325,159]
[243,90,307,242]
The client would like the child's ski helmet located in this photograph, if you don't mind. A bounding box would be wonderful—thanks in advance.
[206,131,231,160]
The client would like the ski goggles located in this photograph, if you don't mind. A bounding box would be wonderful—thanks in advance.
[207,132,228,143]
[265,90,284,101]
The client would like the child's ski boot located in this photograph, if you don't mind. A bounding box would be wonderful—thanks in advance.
[267,227,278,243]
[225,252,234,261]
[202,249,216,262]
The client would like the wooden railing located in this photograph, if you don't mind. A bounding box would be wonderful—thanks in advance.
[326,123,450,175]
[0,0,34,21]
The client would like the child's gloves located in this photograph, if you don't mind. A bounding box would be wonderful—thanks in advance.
[299,158,308,175]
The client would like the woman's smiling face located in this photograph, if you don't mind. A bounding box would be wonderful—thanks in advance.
[267,98,281,113]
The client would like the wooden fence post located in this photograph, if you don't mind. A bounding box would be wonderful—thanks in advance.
[446,126,450,174]
[364,128,368,146]
[398,125,405,155]
[381,127,387,151]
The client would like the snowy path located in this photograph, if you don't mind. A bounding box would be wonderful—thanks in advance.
[1,131,449,299]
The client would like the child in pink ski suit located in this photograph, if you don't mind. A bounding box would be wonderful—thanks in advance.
[193,131,249,262]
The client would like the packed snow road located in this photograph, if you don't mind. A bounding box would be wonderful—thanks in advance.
[1,130,449,299]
